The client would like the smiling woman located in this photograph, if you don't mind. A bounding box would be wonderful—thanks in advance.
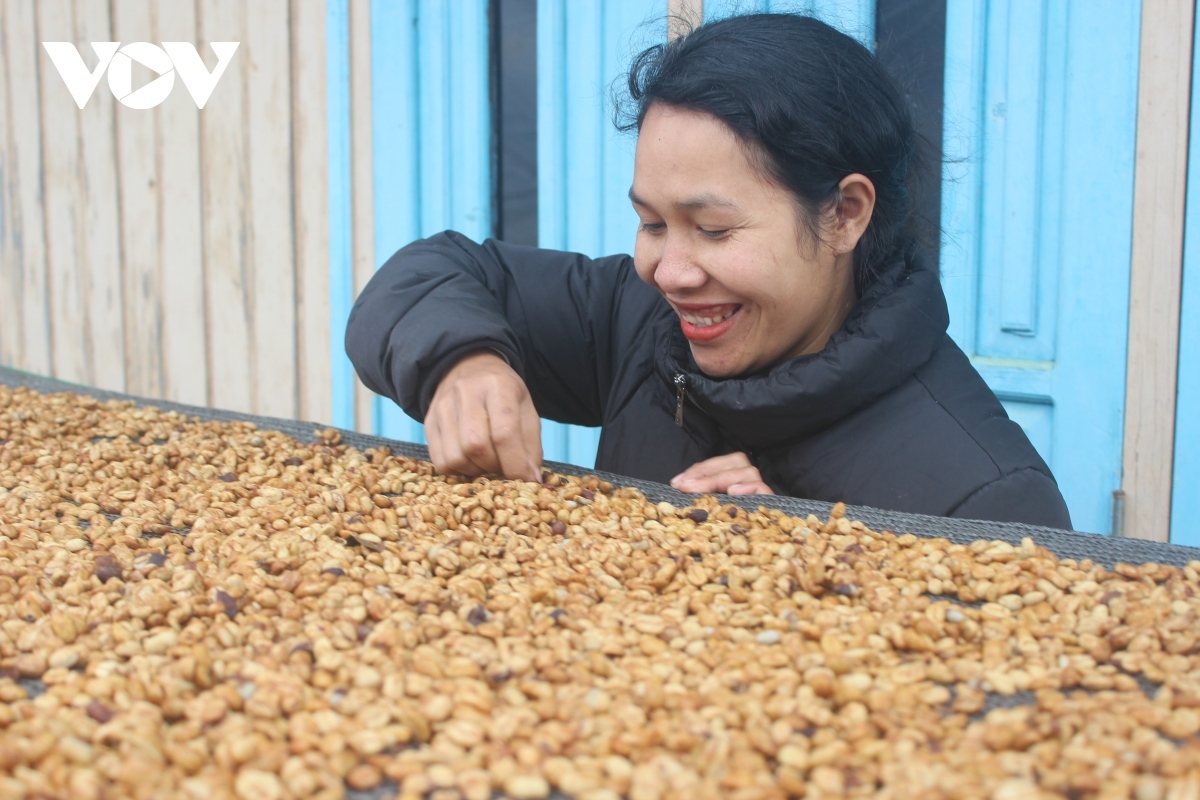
[628,106,865,378]
[346,12,1073,529]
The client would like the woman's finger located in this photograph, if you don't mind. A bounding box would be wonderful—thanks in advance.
[453,385,501,475]
[519,393,544,480]
[670,452,754,486]
[675,465,765,494]
[489,385,541,481]
[428,401,479,476]
[728,481,774,496]
[425,407,445,471]
[429,383,488,476]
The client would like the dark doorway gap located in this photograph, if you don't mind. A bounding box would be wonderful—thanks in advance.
[875,0,947,269]
[491,0,539,246]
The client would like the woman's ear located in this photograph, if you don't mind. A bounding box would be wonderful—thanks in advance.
[829,173,876,255]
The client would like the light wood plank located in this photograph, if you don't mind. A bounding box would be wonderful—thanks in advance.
[0,7,15,367]
[1,0,52,376]
[246,0,298,419]
[668,0,702,38]
[290,0,331,424]
[155,0,208,407]
[350,0,374,433]
[0,3,23,368]
[198,0,253,413]
[111,0,163,397]
[1123,0,1194,541]
[75,0,126,392]
[37,0,92,385]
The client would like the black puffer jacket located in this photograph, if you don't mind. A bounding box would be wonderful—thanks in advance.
[347,231,1072,530]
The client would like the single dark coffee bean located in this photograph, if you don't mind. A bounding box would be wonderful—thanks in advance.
[86,701,114,723]
[216,589,238,619]
[94,563,122,583]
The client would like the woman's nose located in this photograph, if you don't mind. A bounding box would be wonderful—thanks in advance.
[653,236,708,293]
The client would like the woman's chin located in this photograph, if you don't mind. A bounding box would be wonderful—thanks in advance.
[689,346,743,378]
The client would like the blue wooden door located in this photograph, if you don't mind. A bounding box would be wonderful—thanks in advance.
[535,0,667,467]
[941,0,1141,534]
[368,0,493,446]
[1172,7,1200,546]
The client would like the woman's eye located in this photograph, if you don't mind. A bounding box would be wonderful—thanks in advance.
[699,228,730,239]
[639,222,666,233]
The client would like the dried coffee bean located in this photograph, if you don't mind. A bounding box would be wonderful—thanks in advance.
[93,555,122,583]
[1,383,1197,800]
[215,590,238,619]
[85,702,113,723]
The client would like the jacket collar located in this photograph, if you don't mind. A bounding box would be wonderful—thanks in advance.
[654,251,949,450]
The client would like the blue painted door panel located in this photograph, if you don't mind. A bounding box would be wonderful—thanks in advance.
[369,0,493,445]
[1171,8,1200,546]
[536,0,668,467]
[942,0,1140,534]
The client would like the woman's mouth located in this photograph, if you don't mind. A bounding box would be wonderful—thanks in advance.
[674,303,742,343]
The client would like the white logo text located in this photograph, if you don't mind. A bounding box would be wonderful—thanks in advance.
[41,42,239,109]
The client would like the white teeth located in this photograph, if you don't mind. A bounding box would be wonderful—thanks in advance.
[680,310,735,327]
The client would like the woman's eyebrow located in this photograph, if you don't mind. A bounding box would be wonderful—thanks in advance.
[628,188,741,211]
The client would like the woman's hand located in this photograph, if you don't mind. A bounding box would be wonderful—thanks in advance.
[426,351,543,481]
[670,452,774,496]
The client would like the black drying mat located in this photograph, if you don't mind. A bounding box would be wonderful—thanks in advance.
[3,365,1197,568]
[3,366,1199,799]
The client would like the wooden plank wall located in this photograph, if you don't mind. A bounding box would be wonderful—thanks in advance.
[0,0,53,379]
[0,0,331,425]
[1123,0,1195,541]
[349,0,374,434]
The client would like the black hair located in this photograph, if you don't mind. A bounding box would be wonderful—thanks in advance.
[619,13,926,294]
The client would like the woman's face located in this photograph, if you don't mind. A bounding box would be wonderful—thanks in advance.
[631,104,870,378]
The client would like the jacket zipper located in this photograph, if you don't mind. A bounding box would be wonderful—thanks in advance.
[674,374,687,427]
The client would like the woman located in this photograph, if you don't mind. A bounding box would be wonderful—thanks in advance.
[346,13,1073,529]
